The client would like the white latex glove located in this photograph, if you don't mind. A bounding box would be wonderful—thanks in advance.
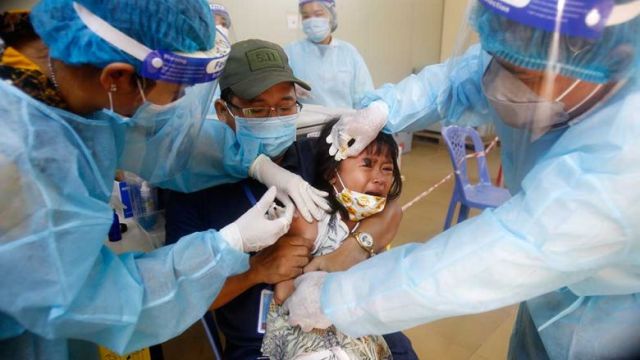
[326,100,389,160]
[250,155,330,223]
[284,271,332,332]
[219,187,294,252]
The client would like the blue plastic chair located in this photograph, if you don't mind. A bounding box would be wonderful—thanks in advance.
[441,126,511,230]
[201,312,224,360]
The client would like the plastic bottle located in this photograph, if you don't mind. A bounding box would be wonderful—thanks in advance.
[138,181,157,230]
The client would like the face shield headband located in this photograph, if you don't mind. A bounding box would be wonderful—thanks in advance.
[478,0,640,40]
[72,2,230,85]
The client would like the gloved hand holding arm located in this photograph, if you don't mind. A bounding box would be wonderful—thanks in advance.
[250,154,331,223]
[284,272,333,332]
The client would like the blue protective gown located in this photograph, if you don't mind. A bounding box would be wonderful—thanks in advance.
[0,79,261,357]
[206,84,222,119]
[320,45,640,359]
[285,38,374,109]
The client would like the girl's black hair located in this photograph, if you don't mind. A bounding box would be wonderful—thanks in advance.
[313,118,403,218]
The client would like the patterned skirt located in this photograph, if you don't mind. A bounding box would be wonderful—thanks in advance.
[261,303,391,360]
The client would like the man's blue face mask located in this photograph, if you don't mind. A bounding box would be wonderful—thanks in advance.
[227,106,298,158]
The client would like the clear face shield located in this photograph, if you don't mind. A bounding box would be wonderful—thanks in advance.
[73,1,231,182]
[298,0,337,43]
[210,3,238,44]
[443,0,640,188]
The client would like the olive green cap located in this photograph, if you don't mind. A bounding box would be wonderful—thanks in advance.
[219,39,311,100]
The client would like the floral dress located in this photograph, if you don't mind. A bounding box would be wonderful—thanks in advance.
[261,213,392,360]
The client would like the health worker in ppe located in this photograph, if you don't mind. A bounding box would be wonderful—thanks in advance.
[0,0,329,358]
[211,2,232,32]
[285,0,374,109]
[206,2,235,119]
[285,0,640,358]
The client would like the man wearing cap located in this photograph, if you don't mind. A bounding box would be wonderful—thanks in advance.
[163,39,417,360]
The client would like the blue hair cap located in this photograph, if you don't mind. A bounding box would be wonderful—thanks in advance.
[31,0,216,73]
[472,0,640,83]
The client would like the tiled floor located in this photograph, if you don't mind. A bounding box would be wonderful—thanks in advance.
[163,138,517,359]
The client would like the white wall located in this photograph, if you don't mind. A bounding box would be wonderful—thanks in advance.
[411,0,445,73]
[440,0,479,61]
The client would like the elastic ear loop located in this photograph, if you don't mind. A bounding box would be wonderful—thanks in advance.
[555,79,581,102]
[333,171,348,194]
[107,83,116,111]
[224,102,235,118]
[555,79,605,116]
[108,77,147,112]
[136,77,147,102]
[568,84,603,114]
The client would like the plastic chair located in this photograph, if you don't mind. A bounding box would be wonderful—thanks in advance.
[441,126,511,230]
[201,312,225,360]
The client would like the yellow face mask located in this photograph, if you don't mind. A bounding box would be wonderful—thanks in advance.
[333,173,386,222]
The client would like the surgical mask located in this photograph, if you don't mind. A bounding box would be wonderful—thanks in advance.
[302,17,332,43]
[233,113,298,158]
[483,59,608,140]
[103,82,214,179]
[482,59,577,140]
[107,78,186,127]
[333,173,387,222]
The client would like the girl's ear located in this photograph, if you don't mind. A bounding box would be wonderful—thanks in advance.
[329,172,343,192]
[328,165,340,188]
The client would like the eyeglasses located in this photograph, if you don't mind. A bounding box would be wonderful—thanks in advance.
[227,101,303,118]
